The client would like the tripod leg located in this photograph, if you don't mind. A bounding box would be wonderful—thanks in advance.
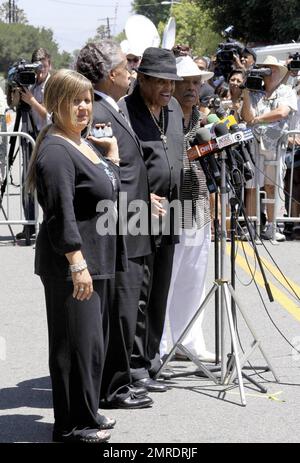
[154,282,219,379]
[221,283,247,406]
[240,372,267,393]
[226,283,279,382]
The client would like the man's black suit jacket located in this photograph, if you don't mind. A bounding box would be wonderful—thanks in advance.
[119,86,184,246]
[93,94,153,259]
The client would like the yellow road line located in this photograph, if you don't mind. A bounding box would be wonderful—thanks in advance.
[226,244,300,323]
[239,242,300,300]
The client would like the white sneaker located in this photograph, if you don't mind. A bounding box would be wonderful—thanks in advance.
[262,224,286,242]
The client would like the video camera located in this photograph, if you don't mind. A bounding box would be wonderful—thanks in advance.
[7,59,43,88]
[215,26,244,78]
[244,66,272,92]
[287,52,300,71]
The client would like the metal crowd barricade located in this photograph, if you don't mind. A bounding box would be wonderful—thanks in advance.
[273,130,300,236]
[0,131,38,243]
[248,130,300,241]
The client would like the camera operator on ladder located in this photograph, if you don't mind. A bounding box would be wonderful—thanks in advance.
[11,48,51,240]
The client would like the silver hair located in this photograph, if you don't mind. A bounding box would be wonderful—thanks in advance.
[76,39,124,84]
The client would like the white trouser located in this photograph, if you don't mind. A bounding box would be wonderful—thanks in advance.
[160,222,211,358]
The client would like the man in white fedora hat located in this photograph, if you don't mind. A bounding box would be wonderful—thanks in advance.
[160,55,215,363]
[241,55,298,241]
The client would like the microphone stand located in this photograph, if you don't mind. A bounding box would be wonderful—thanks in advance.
[155,150,279,406]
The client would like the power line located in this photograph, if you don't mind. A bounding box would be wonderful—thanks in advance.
[48,0,129,7]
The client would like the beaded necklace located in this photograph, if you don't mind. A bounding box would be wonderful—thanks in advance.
[148,107,167,144]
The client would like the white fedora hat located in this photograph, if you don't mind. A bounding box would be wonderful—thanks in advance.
[120,39,143,58]
[176,55,214,81]
[257,55,288,80]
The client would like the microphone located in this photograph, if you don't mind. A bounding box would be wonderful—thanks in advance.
[190,128,221,187]
[231,123,255,165]
[187,128,219,161]
[204,113,221,135]
[188,128,221,193]
[230,124,253,162]
[214,123,243,188]
[206,113,220,124]
[229,124,254,181]
[218,114,238,130]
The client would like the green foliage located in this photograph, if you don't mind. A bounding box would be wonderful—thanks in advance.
[0,23,72,74]
[114,30,127,44]
[0,0,27,24]
[170,0,221,56]
[131,0,169,27]
[200,0,300,43]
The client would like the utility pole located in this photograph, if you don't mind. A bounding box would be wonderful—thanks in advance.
[12,0,16,23]
[8,0,18,23]
[98,17,114,38]
[8,0,12,23]
[113,2,119,36]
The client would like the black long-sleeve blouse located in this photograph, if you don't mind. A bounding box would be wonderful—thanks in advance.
[34,134,126,280]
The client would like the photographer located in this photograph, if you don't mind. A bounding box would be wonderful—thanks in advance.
[213,26,244,84]
[241,55,298,241]
[240,47,257,71]
[11,48,51,240]
[20,48,51,136]
[227,68,246,121]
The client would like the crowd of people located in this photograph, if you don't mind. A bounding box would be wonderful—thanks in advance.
[2,37,299,442]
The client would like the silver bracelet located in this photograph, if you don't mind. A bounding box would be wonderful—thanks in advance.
[69,259,88,273]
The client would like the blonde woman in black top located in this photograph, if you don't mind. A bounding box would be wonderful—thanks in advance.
[27,69,125,443]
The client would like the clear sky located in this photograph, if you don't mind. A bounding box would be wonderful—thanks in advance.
[17,0,133,53]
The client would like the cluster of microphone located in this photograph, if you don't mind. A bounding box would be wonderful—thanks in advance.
[187,114,255,194]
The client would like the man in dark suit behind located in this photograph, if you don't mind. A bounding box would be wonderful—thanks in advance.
[76,39,164,409]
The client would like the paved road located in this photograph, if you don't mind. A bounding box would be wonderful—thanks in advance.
[1,225,300,443]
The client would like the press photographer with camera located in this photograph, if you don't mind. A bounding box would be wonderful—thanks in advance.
[19,48,51,135]
[7,48,51,240]
[241,55,298,241]
[212,26,244,84]
[240,47,257,71]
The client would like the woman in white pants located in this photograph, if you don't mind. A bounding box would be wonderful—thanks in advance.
[160,55,215,362]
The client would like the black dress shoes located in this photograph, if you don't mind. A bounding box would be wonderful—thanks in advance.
[128,385,148,396]
[52,428,111,443]
[133,377,168,392]
[16,225,35,240]
[96,413,116,430]
[100,393,153,409]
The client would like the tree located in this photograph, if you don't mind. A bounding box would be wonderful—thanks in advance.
[131,1,220,56]
[0,0,28,24]
[0,23,72,74]
[200,0,300,44]
[87,25,110,43]
[131,0,169,27]
[114,30,126,44]
[165,0,221,56]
